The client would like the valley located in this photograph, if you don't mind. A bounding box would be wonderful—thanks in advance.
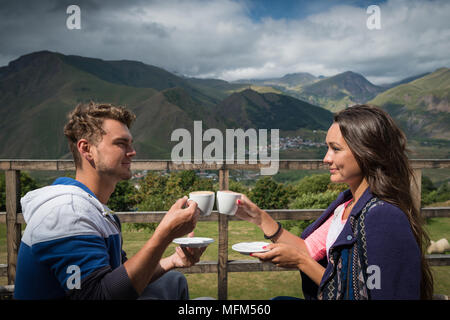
[0,50,448,162]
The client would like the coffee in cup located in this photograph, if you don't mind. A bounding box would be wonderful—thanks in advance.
[188,191,215,216]
[216,190,242,215]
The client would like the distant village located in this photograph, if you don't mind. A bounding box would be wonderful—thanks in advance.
[130,135,327,184]
[279,135,327,150]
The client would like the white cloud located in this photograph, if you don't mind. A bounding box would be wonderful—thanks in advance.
[0,0,449,84]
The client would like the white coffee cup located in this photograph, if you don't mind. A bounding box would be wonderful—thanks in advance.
[188,191,215,216]
[216,191,242,215]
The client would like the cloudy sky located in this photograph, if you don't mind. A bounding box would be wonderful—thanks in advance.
[0,0,449,84]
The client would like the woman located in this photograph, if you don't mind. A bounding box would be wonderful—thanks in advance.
[235,104,433,300]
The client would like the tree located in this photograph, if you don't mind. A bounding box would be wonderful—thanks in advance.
[133,170,215,210]
[108,180,138,212]
[290,173,347,208]
[0,172,40,211]
[249,176,290,209]
[227,179,250,195]
[289,190,341,209]
[129,170,216,232]
[422,181,450,206]
[422,176,436,194]
[134,171,171,212]
[285,173,345,236]
[294,173,331,196]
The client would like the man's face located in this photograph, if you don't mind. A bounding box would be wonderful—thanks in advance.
[90,119,136,181]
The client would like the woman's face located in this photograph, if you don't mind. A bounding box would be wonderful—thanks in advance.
[323,123,363,186]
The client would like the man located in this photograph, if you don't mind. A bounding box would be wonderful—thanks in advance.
[14,102,204,299]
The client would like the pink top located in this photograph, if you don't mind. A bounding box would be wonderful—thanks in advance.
[304,199,352,261]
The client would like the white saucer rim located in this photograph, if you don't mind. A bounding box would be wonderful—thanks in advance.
[231,241,270,254]
[173,237,215,247]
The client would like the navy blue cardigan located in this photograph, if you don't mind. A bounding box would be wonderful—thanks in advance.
[300,188,421,300]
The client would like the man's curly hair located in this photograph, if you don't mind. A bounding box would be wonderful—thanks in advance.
[64,102,136,168]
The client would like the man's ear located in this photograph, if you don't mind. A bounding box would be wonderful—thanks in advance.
[77,139,94,161]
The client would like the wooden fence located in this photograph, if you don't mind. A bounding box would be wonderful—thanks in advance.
[1,159,450,299]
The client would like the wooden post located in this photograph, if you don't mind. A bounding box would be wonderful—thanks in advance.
[218,169,229,300]
[5,170,21,285]
[411,168,422,215]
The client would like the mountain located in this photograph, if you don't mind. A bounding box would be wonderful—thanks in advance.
[296,71,386,112]
[60,52,223,108]
[276,73,318,87]
[182,77,251,100]
[0,51,333,159]
[2,50,446,161]
[235,72,318,89]
[61,54,188,90]
[215,89,333,131]
[0,51,220,159]
[379,72,431,89]
[369,67,450,140]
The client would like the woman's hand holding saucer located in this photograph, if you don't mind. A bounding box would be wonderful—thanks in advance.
[250,243,310,270]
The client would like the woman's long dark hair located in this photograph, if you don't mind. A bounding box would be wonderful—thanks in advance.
[334,104,433,299]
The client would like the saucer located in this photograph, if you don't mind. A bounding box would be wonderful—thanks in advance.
[173,237,214,248]
[232,242,270,255]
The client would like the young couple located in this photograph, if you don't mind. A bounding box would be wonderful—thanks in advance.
[14,102,432,300]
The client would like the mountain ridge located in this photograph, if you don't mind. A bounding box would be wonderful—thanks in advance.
[215,89,332,131]
[0,51,333,159]
[0,51,448,161]
[369,67,450,140]
[295,71,385,111]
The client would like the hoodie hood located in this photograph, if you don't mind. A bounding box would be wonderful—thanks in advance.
[15,179,125,300]
[20,183,106,224]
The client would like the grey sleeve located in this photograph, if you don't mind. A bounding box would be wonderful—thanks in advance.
[66,264,138,300]
[111,214,128,264]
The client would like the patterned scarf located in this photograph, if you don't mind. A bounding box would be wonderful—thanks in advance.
[318,197,381,300]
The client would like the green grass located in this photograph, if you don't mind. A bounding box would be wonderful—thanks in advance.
[425,217,450,241]
[1,219,449,298]
[120,220,303,299]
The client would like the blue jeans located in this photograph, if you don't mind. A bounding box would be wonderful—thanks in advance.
[138,271,189,300]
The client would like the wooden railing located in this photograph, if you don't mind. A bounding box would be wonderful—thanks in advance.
[1,159,450,300]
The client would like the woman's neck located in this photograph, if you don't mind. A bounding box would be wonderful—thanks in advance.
[349,178,369,204]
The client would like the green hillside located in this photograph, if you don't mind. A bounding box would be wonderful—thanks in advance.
[234,72,318,89]
[0,52,220,159]
[60,52,221,109]
[61,53,187,90]
[1,51,447,160]
[0,52,159,158]
[0,51,334,160]
[296,71,385,112]
[215,89,333,131]
[370,68,450,140]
